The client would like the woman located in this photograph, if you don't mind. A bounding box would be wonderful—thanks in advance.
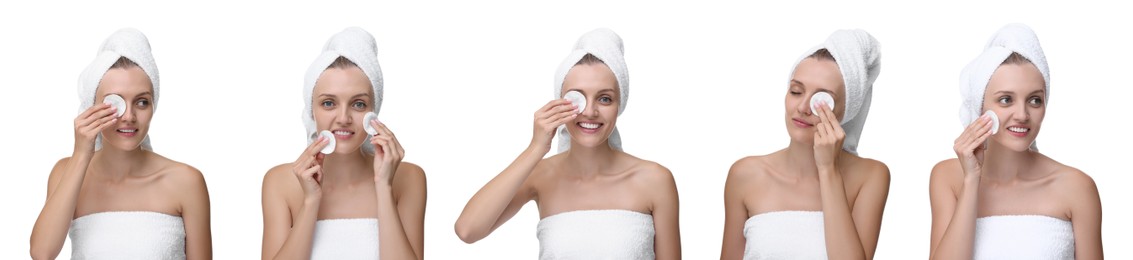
[929,23,1102,260]
[454,28,681,259]
[720,29,889,260]
[29,28,213,260]
[261,27,426,260]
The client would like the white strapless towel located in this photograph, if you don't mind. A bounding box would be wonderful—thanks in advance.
[311,218,380,260]
[536,209,656,260]
[68,211,186,260]
[974,215,1074,260]
[743,211,827,260]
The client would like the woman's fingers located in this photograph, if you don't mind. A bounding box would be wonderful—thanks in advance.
[78,103,113,120]
[77,105,116,130]
[299,136,329,161]
[91,116,119,134]
[538,99,571,113]
[375,122,405,157]
[549,110,577,126]
[819,104,845,138]
[537,99,573,119]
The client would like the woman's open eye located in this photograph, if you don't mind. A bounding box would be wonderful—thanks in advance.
[1028,96,1044,106]
[352,100,368,109]
[135,99,150,108]
[321,100,334,108]
[997,95,1012,105]
[598,96,613,104]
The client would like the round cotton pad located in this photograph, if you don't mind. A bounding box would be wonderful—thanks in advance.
[318,130,336,154]
[363,112,379,136]
[563,90,586,114]
[809,92,835,115]
[984,110,1000,135]
[103,94,126,117]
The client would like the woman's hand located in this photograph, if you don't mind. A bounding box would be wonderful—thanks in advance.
[954,114,994,179]
[530,99,577,154]
[812,101,844,172]
[292,136,329,200]
[369,119,404,186]
[73,103,118,154]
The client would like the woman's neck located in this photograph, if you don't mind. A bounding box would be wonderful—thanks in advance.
[563,142,620,178]
[90,144,150,181]
[784,140,820,177]
[981,140,1040,182]
[320,151,374,186]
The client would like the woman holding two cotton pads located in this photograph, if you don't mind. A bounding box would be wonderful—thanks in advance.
[720,29,890,260]
[455,28,681,259]
[928,24,1102,260]
[30,28,213,259]
[261,27,426,260]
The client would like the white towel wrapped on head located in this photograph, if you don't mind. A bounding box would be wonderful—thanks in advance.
[788,29,881,155]
[77,28,159,151]
[553,28,629,153]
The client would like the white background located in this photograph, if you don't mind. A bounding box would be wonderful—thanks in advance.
[1,0,1129,258]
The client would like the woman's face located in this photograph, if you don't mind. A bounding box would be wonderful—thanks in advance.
[983,62,1046,151]
[562,62,620,150]
[312,66,375,155]
[785,58,846,144]
[96,66,154,151]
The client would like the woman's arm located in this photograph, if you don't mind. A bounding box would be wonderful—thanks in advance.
[813,103,882,260]
[846,163,890,259]
[30,157,89,260]
[175,166,212,260]
[30,104,118,260]
[262,138,330,260]
[648,165,681,260]
[368,121,426,259]
[928,161,978,260]
[373,164,426,260]
[453,145,543,243]
[454,99,576,243]
[929,115,993,260]
[1065,169,1103,259]
[720,158,753,260]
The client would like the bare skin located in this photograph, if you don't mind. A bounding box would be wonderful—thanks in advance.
[261,66,426,260]
[454,62,682,259]
[721,57,890,260]
[929,62,1102,259]
[30,66,212,260]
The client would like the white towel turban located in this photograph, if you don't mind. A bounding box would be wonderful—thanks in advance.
[78,28,159,151]
[959,23,1048,151]
[789,29,881,155]
[553,28,629,153]
[303,27,384,154]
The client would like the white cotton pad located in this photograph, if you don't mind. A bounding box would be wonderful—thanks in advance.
[809,92,835,115]
[563,90,586,114]
[363,112,378,136]
[103,94,126,117]
[984,110,999,135]
[319,130,336,154]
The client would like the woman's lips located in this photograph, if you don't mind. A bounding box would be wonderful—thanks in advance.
[792,118,813,128]
[1006,125,1030,137]
[577,122,602,134]
[115,128,137,137]
[332,130,355,140]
